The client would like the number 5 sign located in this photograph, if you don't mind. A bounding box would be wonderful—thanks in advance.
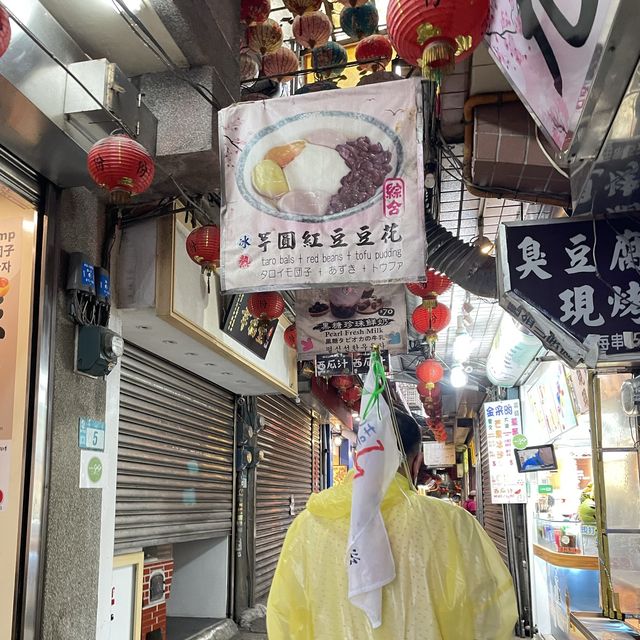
[486,0,619,151]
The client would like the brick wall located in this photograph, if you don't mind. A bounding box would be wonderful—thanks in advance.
[141,559,174,640]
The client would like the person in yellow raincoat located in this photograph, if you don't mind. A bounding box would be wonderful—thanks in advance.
[267,411,518,639]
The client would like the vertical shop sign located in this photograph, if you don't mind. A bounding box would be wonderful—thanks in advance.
[483,399,526,504]
[498,214,640,367]
[219,78,426,292]
[296,286,406,357]
[486,0,619,151]
[0,217,22,510]
[222,294,278,359]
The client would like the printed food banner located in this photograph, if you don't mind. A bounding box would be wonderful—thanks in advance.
[295,285,407,357]
[219,78,426,292]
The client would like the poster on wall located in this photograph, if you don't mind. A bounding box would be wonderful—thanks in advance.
[565,367,590,416]
[498,214,640,367]
[423,442,456,468]
[295,285,406,357]
[222,294,278,359]
[484,399,527,504]
[219,78,426,292]
[486,0,619,151]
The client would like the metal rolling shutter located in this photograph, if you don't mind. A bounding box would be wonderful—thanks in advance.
[254,396,314,601]
[0,146,40,204]
[115,344,235,552]
[477,411,509,564]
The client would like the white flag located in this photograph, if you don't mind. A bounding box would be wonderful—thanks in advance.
[347,354,401,628]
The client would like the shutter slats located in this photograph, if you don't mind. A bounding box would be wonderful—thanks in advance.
[115,343,235,553]
[0,145,39,204]
[478,410,509,565]
[254,396,314,601]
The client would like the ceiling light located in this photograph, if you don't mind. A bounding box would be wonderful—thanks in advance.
[453,331,473,363]
[474,236,494,255]
[450,365,468,389]
[111,0,144,13]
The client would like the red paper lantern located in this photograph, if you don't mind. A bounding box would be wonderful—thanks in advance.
[247,292,286,321]
[387,0,490,79]
[241,0,271,25]
[284,323,297,349]
[418,381,441,399]
[411,302,451,335]
[246,19,283,55]
[293,11,333,49]
[341,386,362,405]
[416,359,444,387]
[186,225,220,272]
[330,375,354,390]
[406,268,452,299]
[240,50,260,82]
[356,34,393,72]
[283,0,322,16]
[262,47,299,81]
[0,7,11,58]
[87,135,155,202]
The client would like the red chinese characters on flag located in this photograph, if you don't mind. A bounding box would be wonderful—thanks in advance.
[383,178,404,218]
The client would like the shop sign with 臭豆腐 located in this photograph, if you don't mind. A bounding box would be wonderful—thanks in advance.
[218,78,426,292]
[483,399,526,504]
[295,285,406,357]
[486,0,619,152]
[497,214,640,367]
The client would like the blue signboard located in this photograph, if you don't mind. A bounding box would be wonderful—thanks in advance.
[498,214,640,366]
[78,417,106,452]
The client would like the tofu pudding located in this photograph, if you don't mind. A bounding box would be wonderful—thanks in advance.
[251,131,393,217]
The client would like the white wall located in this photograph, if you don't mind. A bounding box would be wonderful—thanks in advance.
[166,537,229,619]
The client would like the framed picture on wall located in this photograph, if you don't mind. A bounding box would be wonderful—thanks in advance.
[111,552,144,640]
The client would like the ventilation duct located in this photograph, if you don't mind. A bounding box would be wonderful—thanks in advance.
[425,214,497,299]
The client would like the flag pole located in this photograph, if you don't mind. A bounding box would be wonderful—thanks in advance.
[371,345,416,490]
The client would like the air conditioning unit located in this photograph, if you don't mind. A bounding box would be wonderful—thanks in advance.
[620,378,640,417]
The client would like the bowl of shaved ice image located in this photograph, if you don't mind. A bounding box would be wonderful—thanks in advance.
[236,111,404,222]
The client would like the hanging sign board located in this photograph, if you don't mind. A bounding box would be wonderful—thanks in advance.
[295,285,406,357]
[486,0,620,151]
[423,442,456,468]
[222,294,278,360]
[483,399,526,504]
[315,350,390,377]
[497,214,640,367]
[219,78,426,292]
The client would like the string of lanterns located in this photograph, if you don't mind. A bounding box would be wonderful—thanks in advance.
[0,6,11,58]
[407,267,452,349]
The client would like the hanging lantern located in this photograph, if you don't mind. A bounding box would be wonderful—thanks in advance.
[0,6,11,59]
[418,381,441,400]
[293,11,333,49]
[340,4,379,40]
[247,292,286,324]
[416,358,444,387]
[411,301,451,336]
[406,267,452,299]
[284,323,297,349]
[262,47,299,81]
[246,19,283,55]
[240,50,260,82]
[87,135,155,203]
[341,385,362,406]
[330,375,354,390]
[312,42,348,79]
[336,0,369,6]
[386,0,490,80]
[283,0,322,16]
[240,0,271,25]
[356,35,393,72]
[186,225,220,293]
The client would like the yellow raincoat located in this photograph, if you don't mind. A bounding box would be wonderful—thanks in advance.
[267,473,518,640]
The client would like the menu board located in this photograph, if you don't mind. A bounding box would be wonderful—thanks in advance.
[484,399,527,504]
[423,442,455,468]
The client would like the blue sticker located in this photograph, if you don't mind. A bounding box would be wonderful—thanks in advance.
[81,262,95,288]
[78,417,106,451]
[98,272,110,299]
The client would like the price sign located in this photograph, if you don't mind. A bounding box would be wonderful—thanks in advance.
[352,350,390,375]
[315,353,353,377]
[78,417,106,452]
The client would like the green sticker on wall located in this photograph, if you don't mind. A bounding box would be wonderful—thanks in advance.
[538,484,553,494]
[87,456,103,483]
[513,434,528,450]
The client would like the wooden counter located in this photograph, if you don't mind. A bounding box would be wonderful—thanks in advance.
[533,543,599,570]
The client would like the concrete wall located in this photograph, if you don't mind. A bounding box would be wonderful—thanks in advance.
[39,187,110,639]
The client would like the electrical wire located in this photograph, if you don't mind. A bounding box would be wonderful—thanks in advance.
[111,0,223,109]
[0,2,136,138]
